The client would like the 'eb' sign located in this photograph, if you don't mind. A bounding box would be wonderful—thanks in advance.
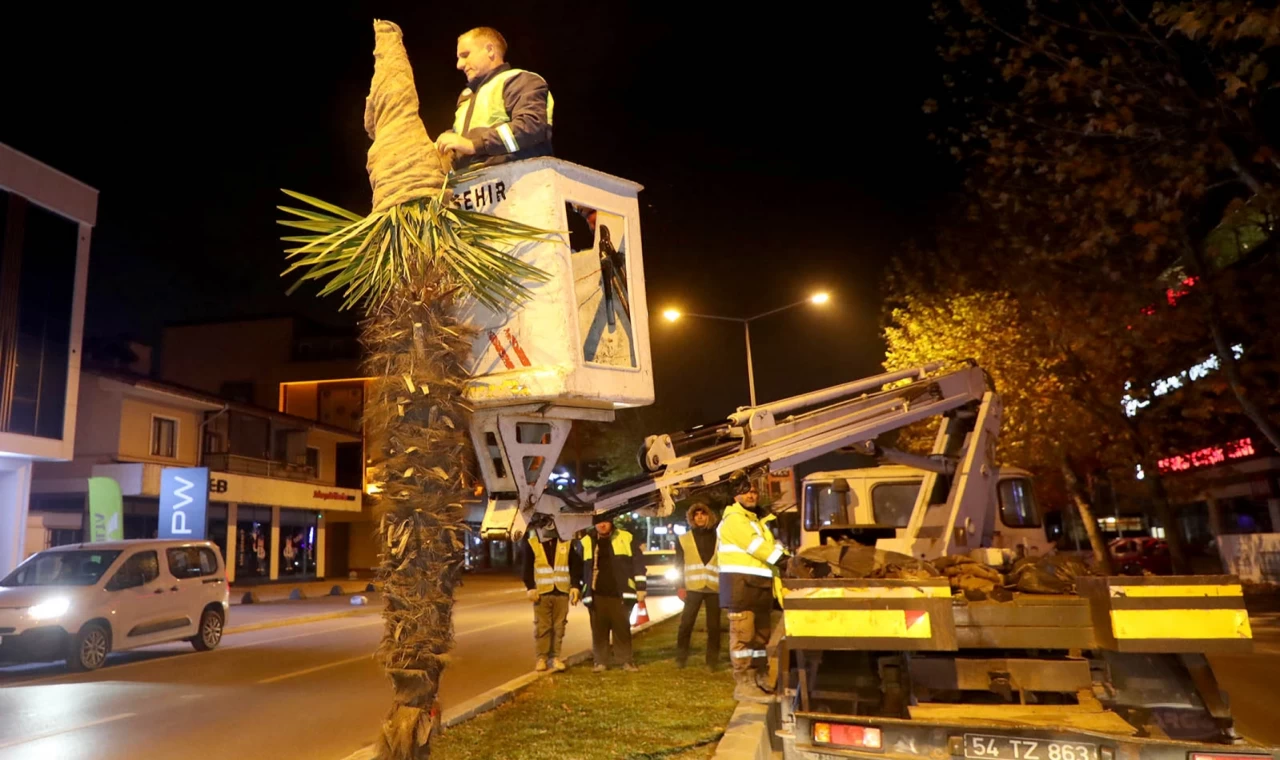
[159,467,209,539]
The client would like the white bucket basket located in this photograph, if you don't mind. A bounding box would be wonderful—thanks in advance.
[454,157,654,412]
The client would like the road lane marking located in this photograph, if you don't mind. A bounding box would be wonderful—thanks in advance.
[258,654,373,684]
[0,617,383,687]
[0,712,137,750]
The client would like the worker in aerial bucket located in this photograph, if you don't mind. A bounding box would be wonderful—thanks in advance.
[435,26,554,171]
[717,473,788,703]
[522,515,581,673]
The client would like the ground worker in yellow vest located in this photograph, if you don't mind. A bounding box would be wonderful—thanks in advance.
[521,516,581,672]
[578,515,646,672]
[435,26,553,171]
[717,475,788,703]
[675,502,721,669]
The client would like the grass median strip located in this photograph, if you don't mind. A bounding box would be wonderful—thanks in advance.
[433,613,736,760]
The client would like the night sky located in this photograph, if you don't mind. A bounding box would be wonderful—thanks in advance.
[1,4,951,431]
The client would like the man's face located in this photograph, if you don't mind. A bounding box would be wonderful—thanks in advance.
[692,511,709,528]
[738,487,760,509]
[595,520,613,536]
[456,34,498,82]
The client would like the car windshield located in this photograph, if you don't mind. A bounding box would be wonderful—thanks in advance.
[0,550,123,587]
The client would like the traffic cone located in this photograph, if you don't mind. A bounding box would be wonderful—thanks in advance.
[631,601,650,627]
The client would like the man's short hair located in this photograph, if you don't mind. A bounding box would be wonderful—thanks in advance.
[461,27,508,58]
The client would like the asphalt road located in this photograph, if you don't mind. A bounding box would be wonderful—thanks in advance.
[0,575,682,760]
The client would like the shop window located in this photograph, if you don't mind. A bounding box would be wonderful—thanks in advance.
[279,508,318,578]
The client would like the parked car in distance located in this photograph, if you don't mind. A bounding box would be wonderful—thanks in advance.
[0,539,230,672]
[644,549,680,594]
[1109,537,1172,576]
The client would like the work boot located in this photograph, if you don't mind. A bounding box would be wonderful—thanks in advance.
[623,663,640,673]
[676,657,688,669]
[592,664,607,673]
[550,658,567,672]
[733,668,772,704]
[534,657,548,672]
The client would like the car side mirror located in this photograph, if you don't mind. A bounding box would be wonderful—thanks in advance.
[830,478,850,494]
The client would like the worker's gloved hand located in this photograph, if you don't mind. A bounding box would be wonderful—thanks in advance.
[677,588,687,602]
[569,588,581,606]
[636,590,647,604]
[526,589,540,603]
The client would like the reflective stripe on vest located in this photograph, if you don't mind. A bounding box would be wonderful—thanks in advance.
[580,529,637,600]
[716,503,780,580]
[453,68,556,149]
[529,537,571,595]
[678,531,719,592]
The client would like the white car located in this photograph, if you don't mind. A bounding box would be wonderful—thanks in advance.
[0,539,230,672]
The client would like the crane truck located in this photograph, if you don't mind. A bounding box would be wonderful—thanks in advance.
[453,158,1277,760]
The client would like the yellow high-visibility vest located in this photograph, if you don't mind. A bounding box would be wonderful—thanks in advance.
[716,502,784,580]
[453,68,555,153]
[678,531,719,592]
[580,529,638,604]
[528,536,571,595]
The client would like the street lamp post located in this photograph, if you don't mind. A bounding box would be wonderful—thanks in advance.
[663,292,830,407]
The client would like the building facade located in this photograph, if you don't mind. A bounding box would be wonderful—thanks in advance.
[30,371,362,582]
[0,143,96,575]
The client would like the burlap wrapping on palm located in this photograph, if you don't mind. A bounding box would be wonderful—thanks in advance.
[277,20,552,760]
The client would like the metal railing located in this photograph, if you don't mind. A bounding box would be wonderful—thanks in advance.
[204,453,318,483]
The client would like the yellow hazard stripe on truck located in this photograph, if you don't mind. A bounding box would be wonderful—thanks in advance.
[785,609,933,639]
[788,585,951,600]
[1109,584,1243,598]
[1110,609,1252,639]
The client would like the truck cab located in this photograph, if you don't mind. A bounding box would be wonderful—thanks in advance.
[799,465,1052,557]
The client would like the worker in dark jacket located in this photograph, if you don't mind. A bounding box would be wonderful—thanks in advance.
[436,26,553,171]
[675,502,721,669]
[521,516,583,673]
[578,515,646,672]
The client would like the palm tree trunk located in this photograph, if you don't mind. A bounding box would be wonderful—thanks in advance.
[366,276,473,760]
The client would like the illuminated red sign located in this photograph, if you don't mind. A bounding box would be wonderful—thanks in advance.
[1157,438,1255,474]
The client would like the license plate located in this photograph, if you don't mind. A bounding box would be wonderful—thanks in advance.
[964,734,1098,760]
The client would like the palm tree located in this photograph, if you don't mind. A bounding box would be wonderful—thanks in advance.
[278,20,551,759]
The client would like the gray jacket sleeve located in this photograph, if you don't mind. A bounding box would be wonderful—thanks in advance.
[464,71,551,157]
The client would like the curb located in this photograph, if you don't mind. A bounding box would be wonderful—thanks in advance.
[709,701,779,760]
[338,606,681,760]
[225,608,378,636]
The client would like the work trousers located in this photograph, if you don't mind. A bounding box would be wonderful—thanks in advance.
[727,603,771,677]
[533,592,569,659]
[588,596,633,666]
[677,590,722,666]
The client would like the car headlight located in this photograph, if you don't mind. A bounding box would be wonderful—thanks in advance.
[28,597,71,621]
[664,568,681,581]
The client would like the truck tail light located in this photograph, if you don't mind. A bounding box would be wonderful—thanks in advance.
[813,722,882,749]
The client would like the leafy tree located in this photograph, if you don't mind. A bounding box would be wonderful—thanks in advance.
[929,0,1280,453]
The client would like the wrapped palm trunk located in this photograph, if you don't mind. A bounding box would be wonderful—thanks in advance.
[277,20,551,760]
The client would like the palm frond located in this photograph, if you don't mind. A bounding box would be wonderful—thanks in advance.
[279,185,557,312]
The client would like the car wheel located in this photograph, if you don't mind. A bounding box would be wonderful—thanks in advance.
[67,623,111,672]
[191,607,224,652]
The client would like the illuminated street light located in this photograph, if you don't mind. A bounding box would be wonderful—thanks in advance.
[660,292,833,406]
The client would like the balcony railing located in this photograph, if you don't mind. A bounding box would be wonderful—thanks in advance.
[204,453,318,483]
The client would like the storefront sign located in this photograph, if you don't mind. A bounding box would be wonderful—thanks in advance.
[160,466,209,539]
[207,472,362,512]
[87,477,124,542]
